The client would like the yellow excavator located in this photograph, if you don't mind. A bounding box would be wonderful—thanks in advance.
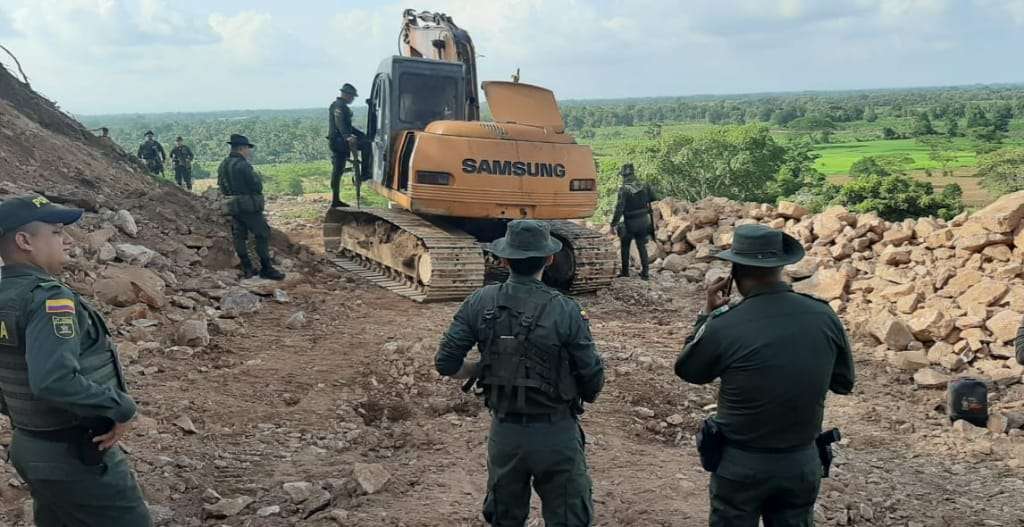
[324,9,615,302]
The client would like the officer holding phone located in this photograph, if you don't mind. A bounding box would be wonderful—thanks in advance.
[674,224,855,527]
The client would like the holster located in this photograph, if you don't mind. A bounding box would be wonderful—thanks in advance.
[226,194,265,214]
[696,417,725,472]
[815,428,841,478]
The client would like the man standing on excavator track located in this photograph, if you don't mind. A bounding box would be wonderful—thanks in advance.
[327,83,372,208]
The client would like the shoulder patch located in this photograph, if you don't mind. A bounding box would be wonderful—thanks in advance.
[52,315,76,339]
[0,310,18,348]
[708,304,731,319]
[45,299,76,314]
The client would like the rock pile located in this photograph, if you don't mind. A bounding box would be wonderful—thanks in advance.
[627,191,1024,390]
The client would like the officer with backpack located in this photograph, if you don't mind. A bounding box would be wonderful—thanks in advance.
[610,163,657,280]
[435,220,605,526]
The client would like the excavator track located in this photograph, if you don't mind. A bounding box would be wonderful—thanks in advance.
[546,220,617,295]
[324,207,485,303]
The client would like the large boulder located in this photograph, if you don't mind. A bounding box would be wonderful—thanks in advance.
[908,308,954,342]
[869,313,915,350]
[970,190,1024,233]
[986,310,1023,343]
[879,246,912,266]
[113,210,138,237]
[661,253,687,273]
[957,280,1009,309]
[777,201,808,220]
[115,244,158,266]
[792,268,848,301]
[175,319,210,347]
[954,221,1013,252]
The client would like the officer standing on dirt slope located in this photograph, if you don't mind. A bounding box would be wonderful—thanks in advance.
[674,224,855,527]
[136,130,165,176]
[169,136,195,191]
[217,133,285,281]
[435,220,605,526]
[0,195,152,526]
[327,83,372,208]
[610,163,657,280]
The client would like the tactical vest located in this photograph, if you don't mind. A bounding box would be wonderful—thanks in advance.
[621,182,653,219]
[139,141,161,160]
[0,276,124,431]
[477,286,579,414]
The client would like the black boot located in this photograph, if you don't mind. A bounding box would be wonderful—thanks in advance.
[259,260,286,281]
[639,270,650,281]
[240,260,257,279]
[617,269,630,278]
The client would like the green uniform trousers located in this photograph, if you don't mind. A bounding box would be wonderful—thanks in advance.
[709,446,821,527]
[9,429,152,527]
[230,212,271,267]
[484,416,593,526]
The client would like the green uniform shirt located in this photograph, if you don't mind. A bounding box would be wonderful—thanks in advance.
[136,139,165,161]
[0,264,135,426]
[435,274,605,412]
[328,98,356,140]
[674,282,854,449]
[170,145,194,167]
[217,152,263,196]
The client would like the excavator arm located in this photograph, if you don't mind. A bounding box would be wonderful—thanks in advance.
[400,9,480,120]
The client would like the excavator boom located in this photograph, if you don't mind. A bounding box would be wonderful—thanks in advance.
[400,9,480,120]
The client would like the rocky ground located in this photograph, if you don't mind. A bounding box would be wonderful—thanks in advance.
[3,194,1023,526]
[3,63,1024,526]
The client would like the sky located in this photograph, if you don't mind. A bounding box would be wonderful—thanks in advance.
[1,0,1023,115]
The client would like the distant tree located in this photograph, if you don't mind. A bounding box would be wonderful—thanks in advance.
[919,137,957,174]
[787,115,836,131]
[627,124,787,202]
[864,106,878,122]
[882,127,899,140]
[912,112,936,136]
[770,108,800,126]
[849,156,891,177]
[578,127,596,140]
[837,174,963,220]
[644,123,662,141]
[977,148,1024,194]
[945,117,960,137]
[966,106,991,129]
[993,103,1013,133]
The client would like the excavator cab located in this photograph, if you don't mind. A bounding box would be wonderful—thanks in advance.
[365,56,467,189]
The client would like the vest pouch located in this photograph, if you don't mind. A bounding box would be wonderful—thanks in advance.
[229,195,264,214]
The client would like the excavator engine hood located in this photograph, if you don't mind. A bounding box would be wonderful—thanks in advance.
[482,81,565,133]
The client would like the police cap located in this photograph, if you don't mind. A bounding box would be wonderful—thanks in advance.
[0,195,83,236]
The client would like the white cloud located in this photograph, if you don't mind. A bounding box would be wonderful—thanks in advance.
[209,11,273,61]
[1,0,1023,113]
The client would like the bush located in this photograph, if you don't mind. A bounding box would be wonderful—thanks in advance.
[282,175,304,196]
[977,148,1024,194]
[836,174,963,221]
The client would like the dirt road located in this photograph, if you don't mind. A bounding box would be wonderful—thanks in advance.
[3,199,1024,526]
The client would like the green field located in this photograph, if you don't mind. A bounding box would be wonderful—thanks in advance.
[811,138,978,175]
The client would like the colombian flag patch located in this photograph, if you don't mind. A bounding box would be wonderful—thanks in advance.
[45,299,76,314]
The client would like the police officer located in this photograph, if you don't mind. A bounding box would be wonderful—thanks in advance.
[136,131,166,176]
[609,163,657,280]
[327,83,372,208]
[436,220,605,526]
[217,134,285,280]
[674,224,855,527]
[169,136,195,190]
[0,195,152,526]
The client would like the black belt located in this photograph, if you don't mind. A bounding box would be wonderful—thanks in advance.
[624,209,649,219]
[497,411,572,425]
[18,427,90,443]
[725,441,814,454]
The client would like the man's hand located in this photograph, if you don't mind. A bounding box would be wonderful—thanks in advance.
[346,135,358,149]
[93,420,131,451]
[705,276,732,314]
[451,360,480,380]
